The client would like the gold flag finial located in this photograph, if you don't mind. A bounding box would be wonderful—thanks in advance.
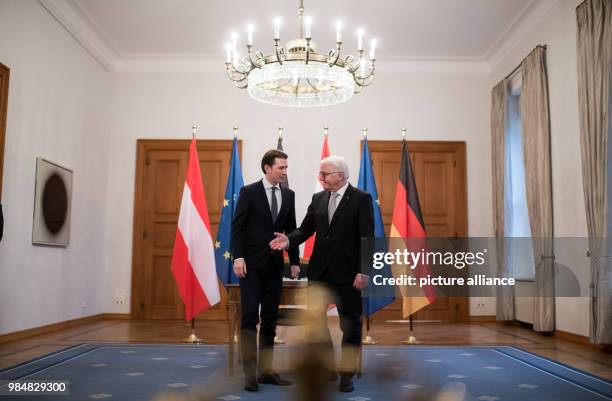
[233,126,238,138]
[278,126,284,138]
[362,127,368,138]
[192,124,198,139]
[323,126,329,137]
[401,127,407,140]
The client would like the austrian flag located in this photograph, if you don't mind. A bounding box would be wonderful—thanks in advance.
[302,132,330,259]
[171,138,221,320]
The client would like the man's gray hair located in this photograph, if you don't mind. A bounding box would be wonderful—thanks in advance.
[321,155,350,179]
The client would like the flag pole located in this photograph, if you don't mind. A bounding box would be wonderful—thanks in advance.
[219,126,241,345]
[233,125,239,344]
[399,127,423,346]
[362,301,378,345]
[274,124,289,345]
[361,127,379,346]
[401,313,421,345]
[184,318,204,343]
[182,124,204,344]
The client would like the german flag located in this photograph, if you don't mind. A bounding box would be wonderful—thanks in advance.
[390,139,436,318]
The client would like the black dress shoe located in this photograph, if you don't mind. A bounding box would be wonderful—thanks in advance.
[258,371,293,386]
[244,376,258,392]
[339,375,354,392]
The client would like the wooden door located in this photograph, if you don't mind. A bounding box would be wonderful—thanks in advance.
[0,63,9,197]
[131,140,241,320]
[367,141,468,322]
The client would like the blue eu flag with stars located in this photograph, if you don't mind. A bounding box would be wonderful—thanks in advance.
[215,137,244,286]
[358,136,396,317]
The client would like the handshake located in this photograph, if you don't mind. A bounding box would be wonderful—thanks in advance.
[268,232,369,290]
[269,232,290,251]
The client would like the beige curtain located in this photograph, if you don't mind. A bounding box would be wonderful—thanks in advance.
[520,46,555,333]
[577,0,612,344]
[491,80,514,321]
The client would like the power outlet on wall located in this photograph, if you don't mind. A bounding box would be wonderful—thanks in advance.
[115,289,125,305]
[474,298,487,309]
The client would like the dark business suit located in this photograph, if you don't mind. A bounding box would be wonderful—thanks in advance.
[231,180,300,377]
[287,184,374,375]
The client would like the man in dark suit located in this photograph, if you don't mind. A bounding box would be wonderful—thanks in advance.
[231,149,300,392]
[270,155,374,393]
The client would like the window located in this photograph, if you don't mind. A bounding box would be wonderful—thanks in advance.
[504,79,535,280]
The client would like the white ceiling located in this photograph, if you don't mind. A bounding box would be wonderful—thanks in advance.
[40,0,552,70]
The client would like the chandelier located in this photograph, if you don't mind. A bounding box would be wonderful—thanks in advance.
[224,0,377,108]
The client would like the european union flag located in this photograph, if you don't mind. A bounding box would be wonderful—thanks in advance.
[358,136,396,317]
[215,137,244,286]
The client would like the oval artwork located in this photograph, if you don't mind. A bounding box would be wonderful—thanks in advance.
[42,173,68,234]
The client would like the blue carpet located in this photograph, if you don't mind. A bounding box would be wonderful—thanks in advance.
[0,344,610,401]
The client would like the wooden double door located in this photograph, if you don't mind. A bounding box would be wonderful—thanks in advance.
[131,140,240,320]
[367,141,468,322]
[131,140,467,322]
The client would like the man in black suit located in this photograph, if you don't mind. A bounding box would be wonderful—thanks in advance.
[270,155,374,393]
[231,149,300,392]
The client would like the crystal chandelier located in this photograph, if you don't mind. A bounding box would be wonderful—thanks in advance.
[224,0,377,108]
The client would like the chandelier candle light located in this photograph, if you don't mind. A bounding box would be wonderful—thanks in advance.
[224,0,377,107]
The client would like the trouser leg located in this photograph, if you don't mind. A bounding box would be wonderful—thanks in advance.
[334,283,362,376]
[240,269,262,378]
[308,277,337,372]
[258,263,283,374]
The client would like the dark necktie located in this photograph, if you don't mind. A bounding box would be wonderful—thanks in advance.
[270,186,278,224]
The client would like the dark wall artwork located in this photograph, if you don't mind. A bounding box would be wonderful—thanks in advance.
[32,158,72,246]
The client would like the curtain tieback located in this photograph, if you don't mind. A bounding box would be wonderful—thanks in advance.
[586,251,612,270]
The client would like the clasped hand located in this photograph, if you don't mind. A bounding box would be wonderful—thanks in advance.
[269,232,289,251]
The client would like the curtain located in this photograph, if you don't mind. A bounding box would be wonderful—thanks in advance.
[577,0,612,344]
[520,46,555,332]
[491,80,514,321]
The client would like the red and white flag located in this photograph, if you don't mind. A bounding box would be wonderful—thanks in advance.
[171,138,221,320]
[302,134,330,259]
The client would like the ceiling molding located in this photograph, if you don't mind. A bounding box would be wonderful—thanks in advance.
[38,0,557,76]
[377,59,490,75]
[114,57,220,72]
[483,0,538,60]
[486,0,561,71]
[37,0,118,71]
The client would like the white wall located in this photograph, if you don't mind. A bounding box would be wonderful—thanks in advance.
[0,0,112,335]
[104,66,492,313]
[489,0,589,335]
[0,0,590,337]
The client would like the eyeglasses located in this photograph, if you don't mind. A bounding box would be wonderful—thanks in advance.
[318,171,342,178]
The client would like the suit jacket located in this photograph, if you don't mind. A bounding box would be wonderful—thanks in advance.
[231,180,300,269]
[287,184,374,285]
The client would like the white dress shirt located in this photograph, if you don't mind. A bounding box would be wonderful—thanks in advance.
[329,181,350,209]
[262,177,282,211]
[234,178,283,265]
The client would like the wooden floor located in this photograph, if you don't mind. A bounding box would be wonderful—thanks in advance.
[0,319,610,380]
